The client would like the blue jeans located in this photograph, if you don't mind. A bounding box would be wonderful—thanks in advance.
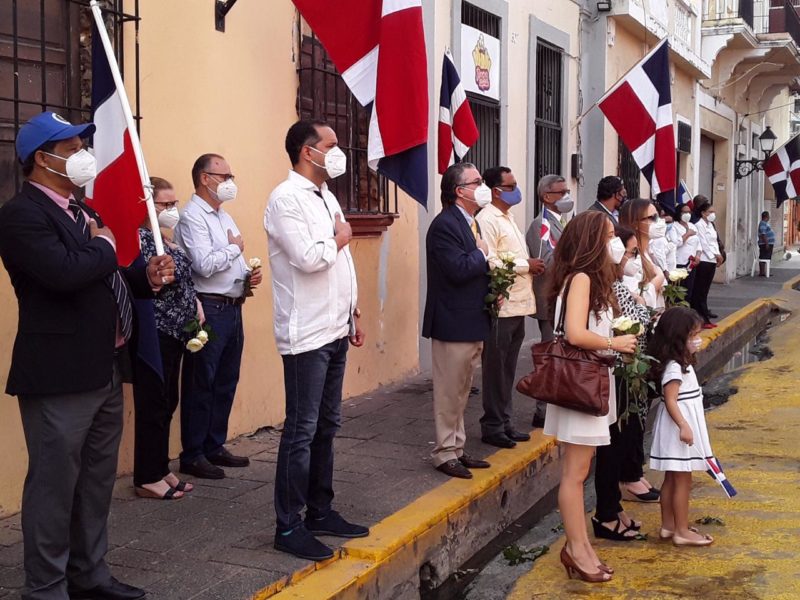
[180,300,243,463]
[274,337,348,532]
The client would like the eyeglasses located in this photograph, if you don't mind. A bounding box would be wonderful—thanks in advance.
[457,178,484,189]
[624,249,639,259]
[155,201,178,209]
[495,184,517,191]
[641,214,658,222]
[546,189,571,196]
[204,172,235,181]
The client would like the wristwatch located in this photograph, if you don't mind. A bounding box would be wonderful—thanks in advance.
[353,308,361,318]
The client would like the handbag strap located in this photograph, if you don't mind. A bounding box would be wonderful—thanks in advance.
[553,274,576,337]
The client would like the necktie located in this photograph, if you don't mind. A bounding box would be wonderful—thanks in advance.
[68,200,133,342]
[470,220,479,241]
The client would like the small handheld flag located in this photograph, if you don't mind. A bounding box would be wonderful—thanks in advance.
[677,179,692,207]
[695,449,737,498]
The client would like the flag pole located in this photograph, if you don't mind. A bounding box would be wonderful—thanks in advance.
[89,0,164,256]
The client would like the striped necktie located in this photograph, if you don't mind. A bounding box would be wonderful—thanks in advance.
[68,200,133,342]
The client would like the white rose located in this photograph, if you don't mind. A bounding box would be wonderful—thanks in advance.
[248,257,262,270]
[668,268,689,282]
[196,330,209,344]
[612,316,634,332]
[498,251,516,263]
[186,338,204,353]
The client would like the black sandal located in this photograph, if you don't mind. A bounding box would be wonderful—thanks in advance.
[591,517,638,541]
[173,480,193,492]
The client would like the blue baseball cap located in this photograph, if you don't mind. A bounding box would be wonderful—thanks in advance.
[16,111,96,163]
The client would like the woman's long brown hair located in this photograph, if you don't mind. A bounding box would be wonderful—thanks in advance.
[548,211,618,317]
[619,198,657,284]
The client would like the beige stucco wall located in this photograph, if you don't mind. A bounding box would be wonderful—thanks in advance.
[0,1,420,516]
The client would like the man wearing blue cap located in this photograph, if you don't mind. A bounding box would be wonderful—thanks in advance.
[0,111,175,600]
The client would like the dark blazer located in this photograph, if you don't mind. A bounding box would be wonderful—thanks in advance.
[0,182,153,396]
[587,200,618,223]
[422,204,491,342]
[525,208,565,321]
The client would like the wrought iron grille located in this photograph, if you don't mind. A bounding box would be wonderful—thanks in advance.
[296,30,396,216]
[461,1,500,37]
[618,139,641,199]
[533,40,563,215]
[0,0,139,204]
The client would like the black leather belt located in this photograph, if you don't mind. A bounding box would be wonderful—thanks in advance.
[198,292,245,306]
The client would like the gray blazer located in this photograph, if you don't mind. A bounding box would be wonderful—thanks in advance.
[525,208,564,321]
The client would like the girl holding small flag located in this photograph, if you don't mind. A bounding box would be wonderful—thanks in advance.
[647,307,716,547]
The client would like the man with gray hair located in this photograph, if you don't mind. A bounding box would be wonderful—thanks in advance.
[525,174,573,426]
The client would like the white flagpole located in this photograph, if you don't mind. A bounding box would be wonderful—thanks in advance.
[89,0,164,256]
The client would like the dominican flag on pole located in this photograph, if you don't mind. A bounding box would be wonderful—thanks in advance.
[599,40,676,210]
[292,0,429,207]
[677,179,692,207]
[438,50,479,174]
[703,455,737,498]
[764,134,800,206]
[86,23,148,267]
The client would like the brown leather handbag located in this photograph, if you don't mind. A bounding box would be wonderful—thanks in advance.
[516,276,615,417]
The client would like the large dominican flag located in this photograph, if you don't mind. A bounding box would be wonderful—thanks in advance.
[764,134,800,206]
[86,23,147,267]
[292,0,429,207]
[438,51,478,174]
[599,40,676,210]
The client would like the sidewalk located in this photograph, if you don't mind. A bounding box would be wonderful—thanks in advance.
[506,270,800,599]
[0,267,797,599]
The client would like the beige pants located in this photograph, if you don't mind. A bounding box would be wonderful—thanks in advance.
[431,339,483,467]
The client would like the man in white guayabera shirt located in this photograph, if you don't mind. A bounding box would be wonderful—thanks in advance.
[264,120,368,562]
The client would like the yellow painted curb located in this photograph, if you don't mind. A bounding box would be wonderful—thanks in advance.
[251,432,558,599]
[697,297,773,351]
[781,272,800,291]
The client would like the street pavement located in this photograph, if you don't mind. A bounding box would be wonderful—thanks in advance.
[0,257,798,599]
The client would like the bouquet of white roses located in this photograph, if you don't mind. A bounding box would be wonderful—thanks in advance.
[611,316,657,428]
[484,252,518,319]
[663,267,690,308]
[184,318,214,353]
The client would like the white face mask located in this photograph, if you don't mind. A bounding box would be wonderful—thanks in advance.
[206,176,238,203]
[707,213,717,223]
[157,206,180,229]
[681,212,692,223]
[608,236,626,264]
[623,255,641,277]
[649,218,667,239]
[554,194,574,214]
[472,183,493,208]
[310,145,347,179]
[43,149,97,187]
[689,336,702,354]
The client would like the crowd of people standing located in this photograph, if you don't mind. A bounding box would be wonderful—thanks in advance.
[1,111,724,598]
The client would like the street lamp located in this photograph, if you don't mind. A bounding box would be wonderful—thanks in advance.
[735,126,778,180]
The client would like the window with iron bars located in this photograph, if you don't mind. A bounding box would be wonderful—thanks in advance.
[462,1,500,174]
[0,0,139,205]
[533,39,563,216]
[618,138,641,199]
[296,21,397,237]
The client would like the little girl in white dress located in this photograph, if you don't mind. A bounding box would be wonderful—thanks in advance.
[648,307,717,547]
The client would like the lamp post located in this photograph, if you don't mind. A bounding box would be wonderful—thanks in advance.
[735,126,778,180]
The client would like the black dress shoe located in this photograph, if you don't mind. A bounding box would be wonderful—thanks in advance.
[708,312,719,319]
[531,415,546,429]
[481,433,516,449]
[505,429,531,442]
[207,447,250,468]
[274,525,334,561]
[68,577,145,599]
[459,453,490,469]
[179,456,225,479]
[305,510,369,538]
[436,459,473,479]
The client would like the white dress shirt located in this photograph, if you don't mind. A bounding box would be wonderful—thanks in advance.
[264,170,358,355]
[673,221,700,266]
[175,194,249,298]
[695,219,721,263]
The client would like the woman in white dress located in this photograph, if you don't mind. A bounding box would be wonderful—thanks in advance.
[545,212,637,582]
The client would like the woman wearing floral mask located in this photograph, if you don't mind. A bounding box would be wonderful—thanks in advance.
[131,177,202,500]
[689,196,722,329]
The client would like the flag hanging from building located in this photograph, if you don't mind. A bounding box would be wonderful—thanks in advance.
[598,39,676,210]
[764,134,800,206]
[677,179,692,207]
[292,0,429,207]
[438,50,479,175]
[86,23,148,267]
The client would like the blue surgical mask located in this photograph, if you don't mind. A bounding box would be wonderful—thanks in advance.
[497,186,522,206]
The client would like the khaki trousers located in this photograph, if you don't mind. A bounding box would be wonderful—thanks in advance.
[431,339,483,467]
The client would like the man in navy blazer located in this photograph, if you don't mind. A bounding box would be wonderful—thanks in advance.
[0,112,174,600]
[423,162,493,479]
